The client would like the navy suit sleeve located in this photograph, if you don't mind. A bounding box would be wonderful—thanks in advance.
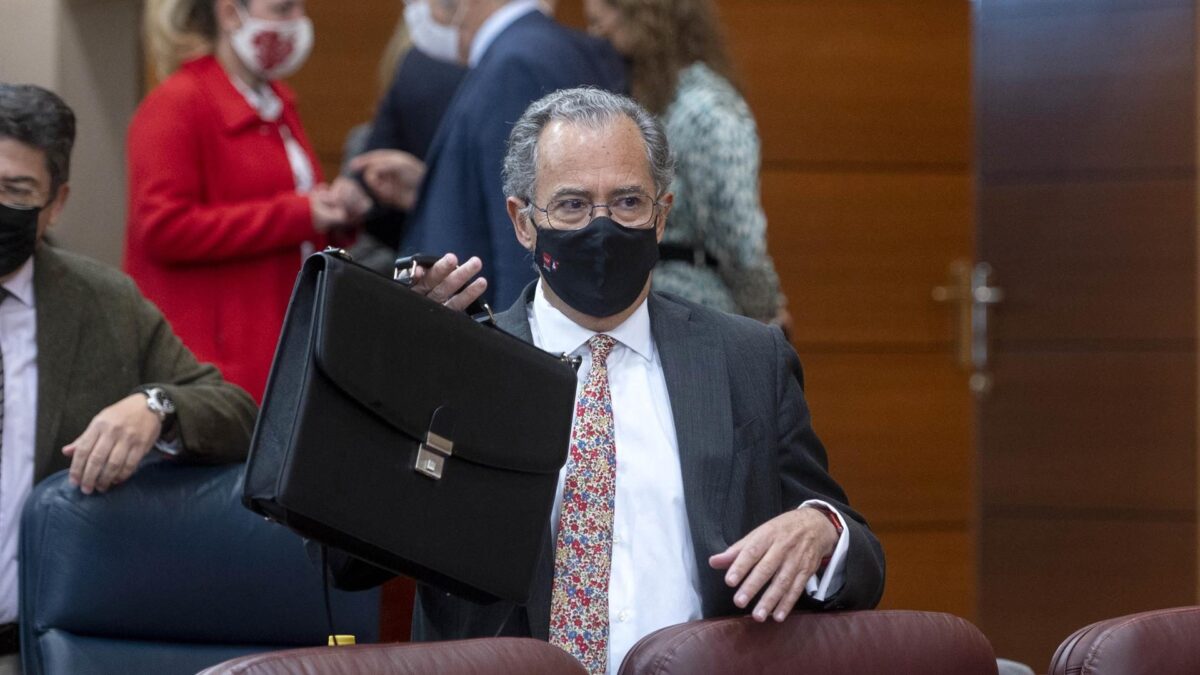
[365,73,405,153]
[470,58,547,307]
[771,327,886,610]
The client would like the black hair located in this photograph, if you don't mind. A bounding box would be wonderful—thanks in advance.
[0,83,76,194]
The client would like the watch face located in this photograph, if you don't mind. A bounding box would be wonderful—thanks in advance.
[147,388,176,415]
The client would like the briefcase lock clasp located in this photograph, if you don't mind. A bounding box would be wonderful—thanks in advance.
[415,431,454,480]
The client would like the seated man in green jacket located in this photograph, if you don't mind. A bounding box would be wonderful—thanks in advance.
[0,82,257,667]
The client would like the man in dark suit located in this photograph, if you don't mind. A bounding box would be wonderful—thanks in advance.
[354,0,627,310]
[336,47,467,256]
[0,83,257,668]
[347,88,885,674]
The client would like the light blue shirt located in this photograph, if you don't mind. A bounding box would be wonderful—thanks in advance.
[0,257,37,623]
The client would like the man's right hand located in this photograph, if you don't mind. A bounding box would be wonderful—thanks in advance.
[63,394,163,495]
[407,253,489,312]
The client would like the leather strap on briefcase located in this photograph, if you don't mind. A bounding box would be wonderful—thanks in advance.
[243,250,577,604]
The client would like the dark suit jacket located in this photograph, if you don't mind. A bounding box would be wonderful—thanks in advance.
[360,49,467,250]
[32,245,257,482]
[399,10,627,308]
[327,285,886,640]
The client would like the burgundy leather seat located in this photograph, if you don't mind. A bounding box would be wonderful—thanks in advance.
[618,611,999,675]
[195,638,586,675]
[1048,606,1200,675]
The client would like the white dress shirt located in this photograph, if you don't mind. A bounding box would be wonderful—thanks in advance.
[0,258,37,624]
[528,282,850,674]
[467,0,541,67]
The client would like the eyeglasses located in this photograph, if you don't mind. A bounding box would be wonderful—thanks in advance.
[528,191,661,230]
[0,183,46,210]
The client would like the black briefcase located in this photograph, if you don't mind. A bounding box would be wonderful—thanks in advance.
[243,250,577,603]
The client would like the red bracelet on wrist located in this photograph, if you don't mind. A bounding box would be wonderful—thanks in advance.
[812,506,842,571]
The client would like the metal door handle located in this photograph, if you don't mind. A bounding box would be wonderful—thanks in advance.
[934,260,1004,394]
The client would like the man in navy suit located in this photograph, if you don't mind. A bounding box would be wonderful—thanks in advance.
[355,0,626,308]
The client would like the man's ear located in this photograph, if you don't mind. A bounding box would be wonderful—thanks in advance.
[37,182,70,241]
[654,191,674,243]
[509,196,537,251]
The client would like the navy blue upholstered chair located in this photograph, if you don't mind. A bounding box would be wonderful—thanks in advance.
[19,460,379,675]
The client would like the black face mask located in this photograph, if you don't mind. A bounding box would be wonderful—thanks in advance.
[533,216,659,318]
[0,201,41,277]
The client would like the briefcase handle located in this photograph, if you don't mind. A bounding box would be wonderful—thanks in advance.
[393,253,496,325]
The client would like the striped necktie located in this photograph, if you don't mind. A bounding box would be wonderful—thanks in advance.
[549,333,618,674]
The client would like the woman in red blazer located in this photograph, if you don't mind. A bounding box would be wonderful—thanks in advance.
[127,0,351,401]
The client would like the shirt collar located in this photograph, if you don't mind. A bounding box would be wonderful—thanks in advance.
[0,255,35,308]
[228,72,284,122]
[468,0,541,67]
[530,279,654,362]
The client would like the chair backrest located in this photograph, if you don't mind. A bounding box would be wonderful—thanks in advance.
[19,461,380,675]
[197,637,587,675]
[618,610,999,675]
[1048,606,1200,675]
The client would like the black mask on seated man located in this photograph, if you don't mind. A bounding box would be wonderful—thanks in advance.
[0,201,41,277]
[534,216,659,318]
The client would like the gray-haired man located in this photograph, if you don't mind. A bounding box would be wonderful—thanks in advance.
[349,87,885,675]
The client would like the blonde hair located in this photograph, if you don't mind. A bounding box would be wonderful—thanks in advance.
[144,0,234,78]
[607,0,736,115]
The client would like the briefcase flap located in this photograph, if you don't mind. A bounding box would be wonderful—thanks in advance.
[311,259,574,477]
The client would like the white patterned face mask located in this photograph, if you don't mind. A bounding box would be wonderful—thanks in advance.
[404,0,462,64]
[230,6,315,80]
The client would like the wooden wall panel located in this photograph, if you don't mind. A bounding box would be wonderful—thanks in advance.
[736,0,975,623]
[722,0,970,168]
[875,528,974,619]
[980,517,1197,667]
[976,0,1199,666]
[802,353,971,524]
[982,352,1197,511]
[764,170,972,346]
[976,2,1193,176]
[981,180,1196,344]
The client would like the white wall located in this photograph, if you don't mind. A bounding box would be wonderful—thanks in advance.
[0,0,141,267]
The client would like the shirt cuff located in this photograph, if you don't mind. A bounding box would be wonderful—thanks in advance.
[798,499,850,601]
[154,436,183,457]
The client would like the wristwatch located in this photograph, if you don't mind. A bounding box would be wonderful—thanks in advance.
[143,387,177,430]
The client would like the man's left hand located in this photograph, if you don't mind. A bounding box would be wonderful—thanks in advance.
[62,394,162,495]
[708,506,840,623]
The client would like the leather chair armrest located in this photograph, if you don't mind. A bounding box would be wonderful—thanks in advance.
[618,610,998,675]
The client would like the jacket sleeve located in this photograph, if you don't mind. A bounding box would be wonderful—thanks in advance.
[472,58,548,307]
[772,327,886,610]
[126,89,318,265]
[125,275,258,461]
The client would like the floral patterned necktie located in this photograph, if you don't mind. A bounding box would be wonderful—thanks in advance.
[550,333,618,674]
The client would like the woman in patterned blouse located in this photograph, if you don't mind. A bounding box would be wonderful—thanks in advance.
[583,0,789,327]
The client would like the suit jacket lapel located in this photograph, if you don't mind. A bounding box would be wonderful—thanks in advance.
[32,246,85,480]
[493,282,535,343]
[648,294,733,613]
